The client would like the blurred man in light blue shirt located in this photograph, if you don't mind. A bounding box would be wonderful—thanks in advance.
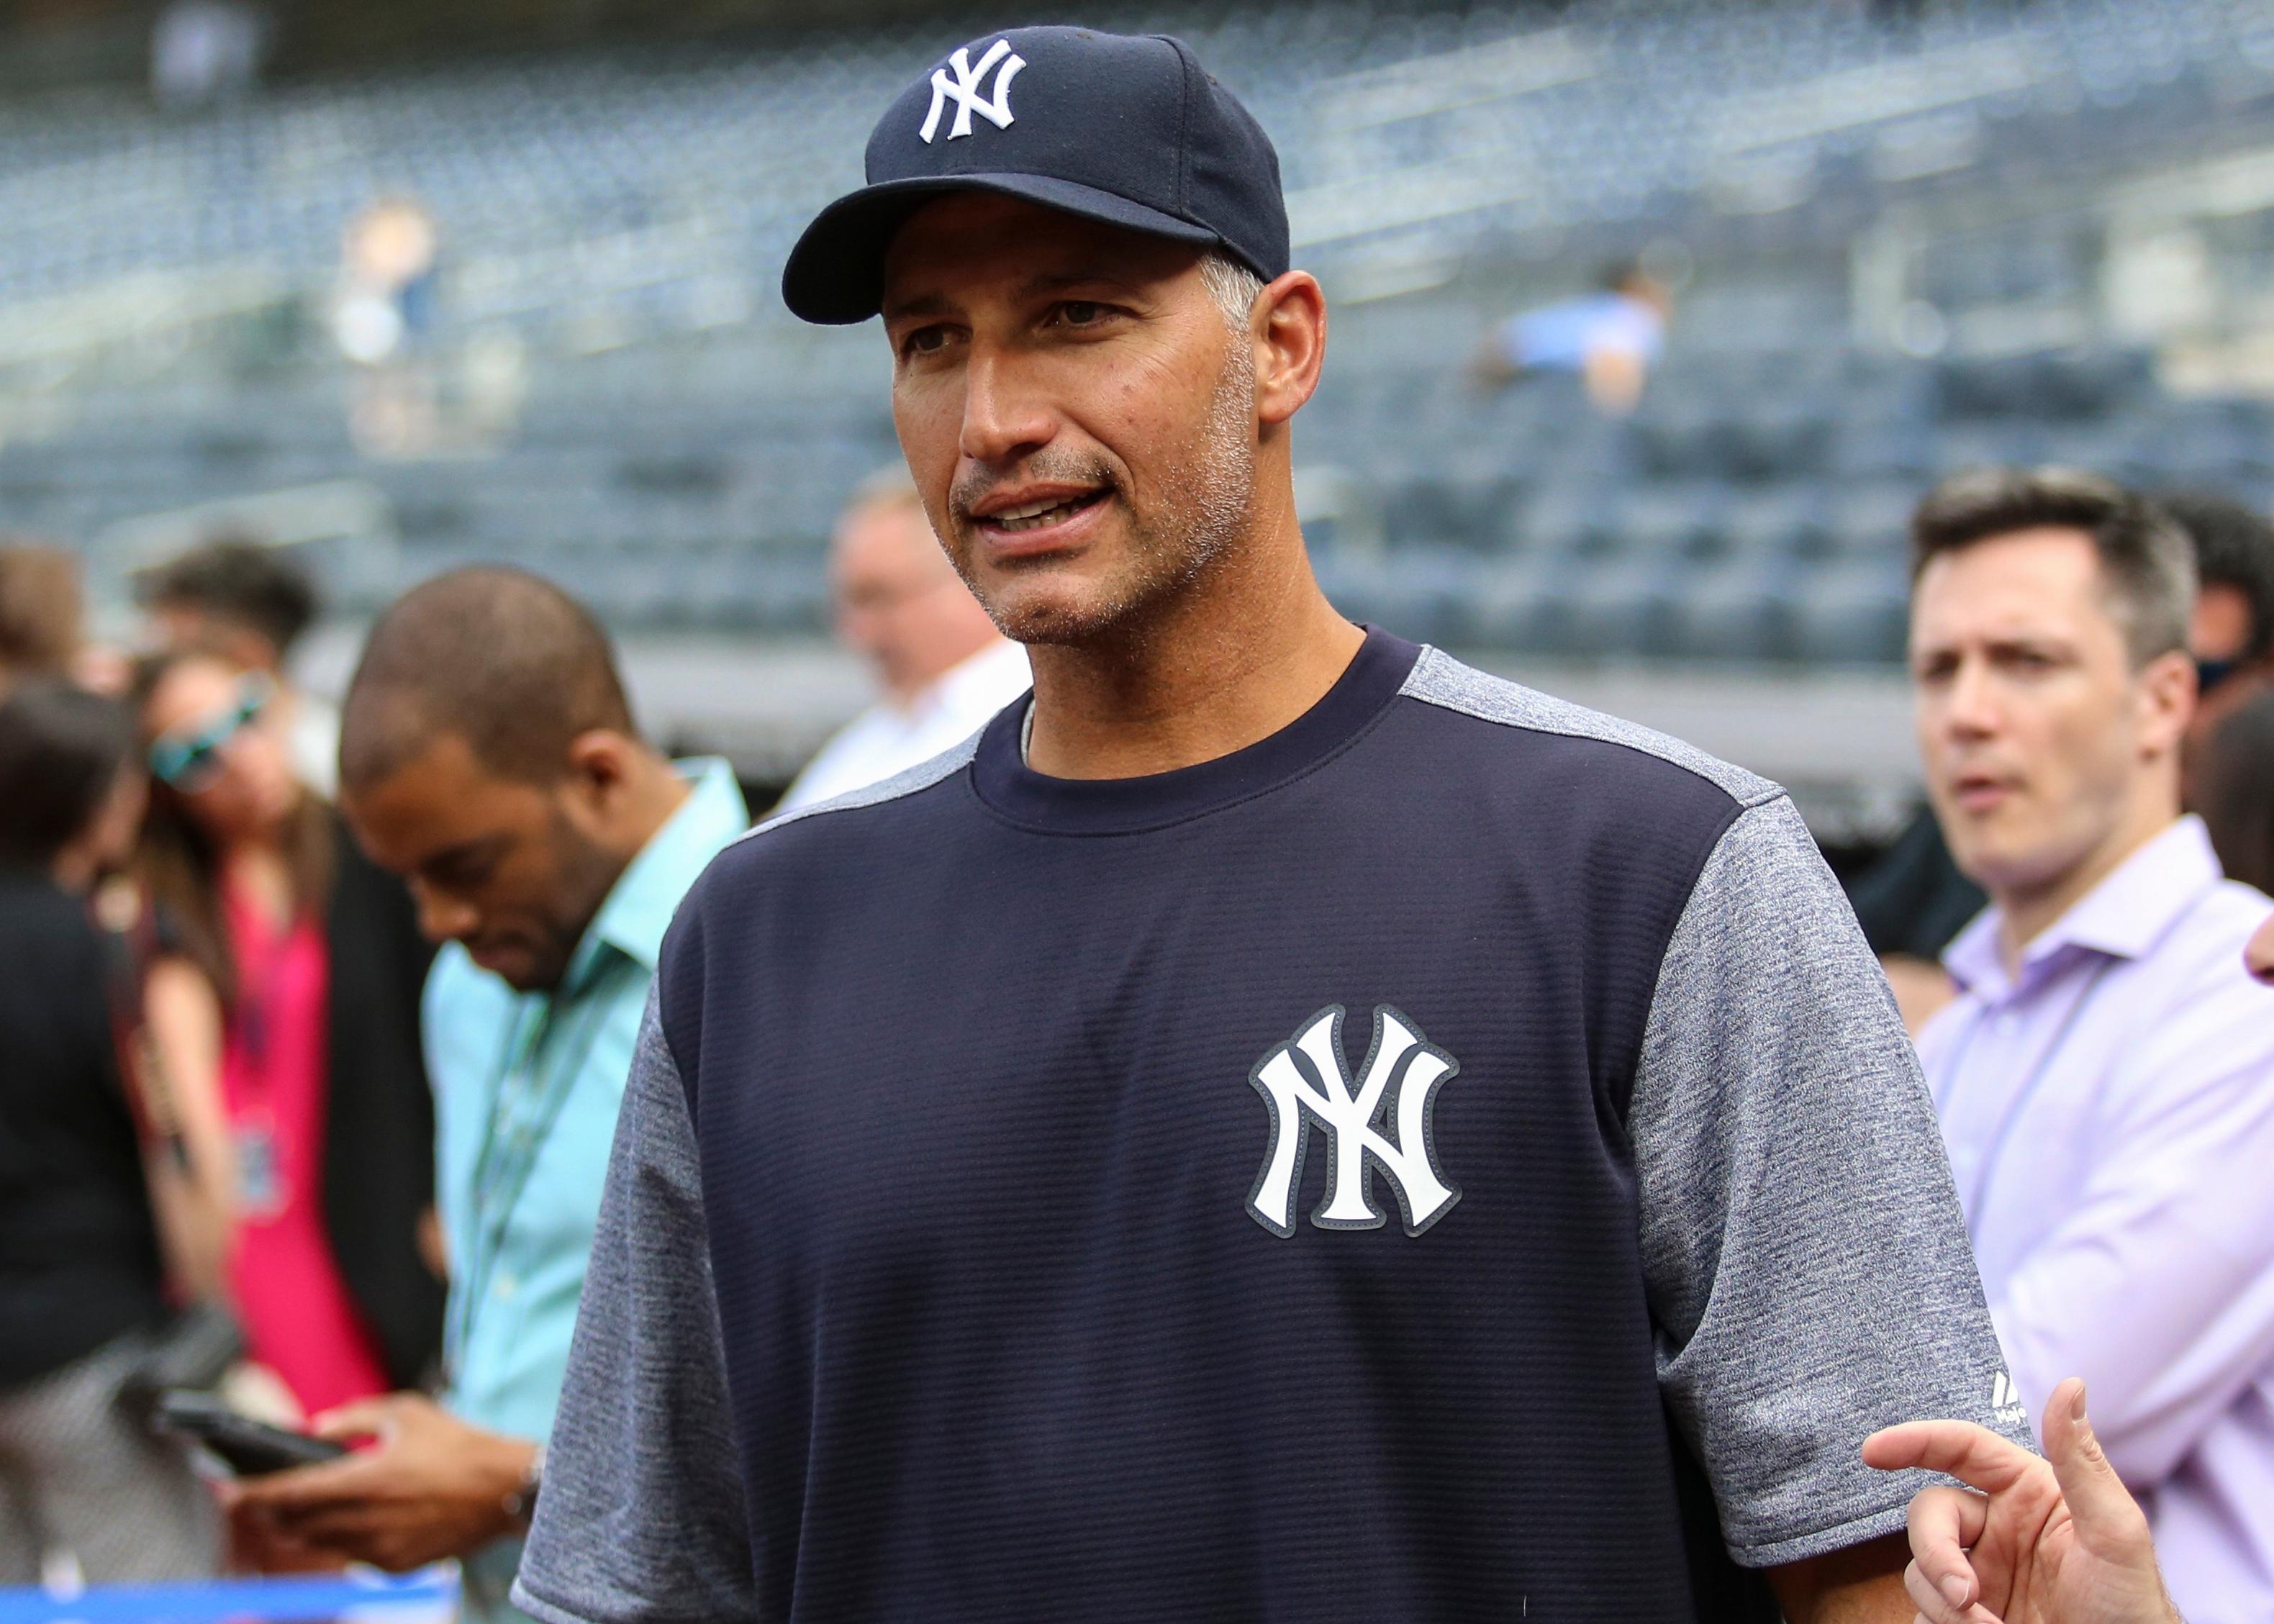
[225,569,747,1624]
[1475,261,1670,413]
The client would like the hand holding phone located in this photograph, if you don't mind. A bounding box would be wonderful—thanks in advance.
[153,1389,349,1476]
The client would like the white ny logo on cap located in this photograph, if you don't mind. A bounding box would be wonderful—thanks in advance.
[920,39,1027,143]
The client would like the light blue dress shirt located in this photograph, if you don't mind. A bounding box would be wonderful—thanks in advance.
[422,759,746,1623]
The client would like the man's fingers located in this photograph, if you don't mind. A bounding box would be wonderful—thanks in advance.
[309,1396,402,1443]
[1863,1419,2035,1494]
[226,1451,382,1512]
[1902,1557,1987,1624]
[267,1502,389,1543]
[1906,1485,1990,1600]
[2039,1379,2142,1534]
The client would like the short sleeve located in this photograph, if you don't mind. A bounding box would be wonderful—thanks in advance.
[1634,794,2031,1568]
[512,989,757,1624]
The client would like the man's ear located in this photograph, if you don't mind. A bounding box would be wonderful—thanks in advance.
[563,730,638,811]
[2137,648,2197,758]
[1252,271,1326,429]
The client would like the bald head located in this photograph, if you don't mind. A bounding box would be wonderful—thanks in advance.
[833,478,1002,702]
[341,567,635,791]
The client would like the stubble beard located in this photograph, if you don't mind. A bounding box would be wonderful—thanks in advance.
[951,342,1259,649]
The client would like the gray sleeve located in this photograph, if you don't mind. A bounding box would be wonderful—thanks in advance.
[1635,794,2032,1569]
[512,989,757,1624]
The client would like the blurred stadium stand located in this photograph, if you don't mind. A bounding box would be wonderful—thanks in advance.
[3,0,2273,810]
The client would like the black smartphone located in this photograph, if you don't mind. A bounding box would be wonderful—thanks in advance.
[152,1389,349,1476]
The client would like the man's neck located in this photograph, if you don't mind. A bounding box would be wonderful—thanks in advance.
[622,755,693,853]
[1994,798,2180,974]
[1022,543,1364,781]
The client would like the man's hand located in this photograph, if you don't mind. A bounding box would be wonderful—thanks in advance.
[1861,1377,2180,1624]
[223,1393,535,1573]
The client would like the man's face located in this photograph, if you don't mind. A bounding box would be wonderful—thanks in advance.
[881,194,1258,645]
[1911,527,2183,899]
[831,499,997,701]
[342,732,625,992]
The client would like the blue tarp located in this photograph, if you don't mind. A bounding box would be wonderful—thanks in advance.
[0,1574,452,1624]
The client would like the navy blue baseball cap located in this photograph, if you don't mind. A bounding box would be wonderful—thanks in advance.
[782,27,1290,325]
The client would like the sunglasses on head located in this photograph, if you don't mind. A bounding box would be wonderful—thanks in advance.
[150,673,274,792]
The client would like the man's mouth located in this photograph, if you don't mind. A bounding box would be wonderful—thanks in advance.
[1950,772,2016,813]
[971,486,1111,538]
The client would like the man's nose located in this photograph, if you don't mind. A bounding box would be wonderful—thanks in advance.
[1942,657,2002,738]
[410,878,479,945]
[957,348,1054,467]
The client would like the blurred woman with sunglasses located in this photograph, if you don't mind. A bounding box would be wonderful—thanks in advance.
[0,681,229,1583]
[133,645,443,1422]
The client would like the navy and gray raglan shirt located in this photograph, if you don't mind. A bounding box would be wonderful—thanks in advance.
[515,629,2030,1624]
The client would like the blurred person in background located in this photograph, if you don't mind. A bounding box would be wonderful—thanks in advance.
[772,468,1028,813]
[1473,260,1672,414]
[136,537,338,794]
[2157,491,2274,746]
[225,569,746,1624]
[132,644,441,1424]
[150,0,266,110]
[1906,467,2274,1624]
[0,682,230,1585]
[0,542,85,693]
[337,197,443,455]
[2195,685,2274,897]
[1859,888,2274,1624]
[1851,486,2274,1033]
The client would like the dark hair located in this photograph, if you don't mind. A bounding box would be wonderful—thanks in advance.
[2198,685,2274,894]
[135,536,320,661]
[130,643,332,1007]
[2154,491,2274,667]
[340,567,636,791]
[0,543,84,677]
[0,680,137,871]
[1910,466,2196,666]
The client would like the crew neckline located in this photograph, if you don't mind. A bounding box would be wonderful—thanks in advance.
[971,627,1420,835]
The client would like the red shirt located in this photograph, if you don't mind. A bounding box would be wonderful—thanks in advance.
[221,881,390,1417]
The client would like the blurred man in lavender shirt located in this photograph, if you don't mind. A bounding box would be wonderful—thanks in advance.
[1907,468,2274,1624]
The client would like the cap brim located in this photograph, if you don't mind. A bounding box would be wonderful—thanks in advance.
[781,173,1220,325]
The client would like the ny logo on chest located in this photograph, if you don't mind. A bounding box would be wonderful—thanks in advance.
[1246,1005,1461,1238]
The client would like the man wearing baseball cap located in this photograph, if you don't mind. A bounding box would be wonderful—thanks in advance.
[514,28,2024,1622]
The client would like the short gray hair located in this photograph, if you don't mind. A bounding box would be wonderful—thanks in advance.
[1199,251,1265,331]
[1911,466,2197,666]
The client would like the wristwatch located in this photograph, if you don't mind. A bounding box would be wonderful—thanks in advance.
[507,1443,545,1528]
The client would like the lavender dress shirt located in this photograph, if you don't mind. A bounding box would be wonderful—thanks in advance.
[1917,816,2274,1624]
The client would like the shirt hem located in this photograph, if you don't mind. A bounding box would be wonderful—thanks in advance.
[507,1576,607,1624]
[1729,1499,1909,1569]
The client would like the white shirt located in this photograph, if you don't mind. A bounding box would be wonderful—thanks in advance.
[1916,817,2274,1624]
[774,638,1030,815]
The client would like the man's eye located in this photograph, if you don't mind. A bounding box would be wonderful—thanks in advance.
[1057,301,1109,327]
[902,326,951,358]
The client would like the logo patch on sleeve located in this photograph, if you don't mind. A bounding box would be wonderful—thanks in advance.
[1990,1369,2029,1425]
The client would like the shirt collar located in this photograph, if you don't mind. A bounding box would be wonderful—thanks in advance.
[1943,815,2223,999]
[560,758,748,992]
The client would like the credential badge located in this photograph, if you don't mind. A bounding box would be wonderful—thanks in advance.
[1247,1005,1461,1238]
[920,39,1027,144]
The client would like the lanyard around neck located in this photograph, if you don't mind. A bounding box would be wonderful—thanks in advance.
[446,968,622,1367]
[1950,955,2119,1231]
